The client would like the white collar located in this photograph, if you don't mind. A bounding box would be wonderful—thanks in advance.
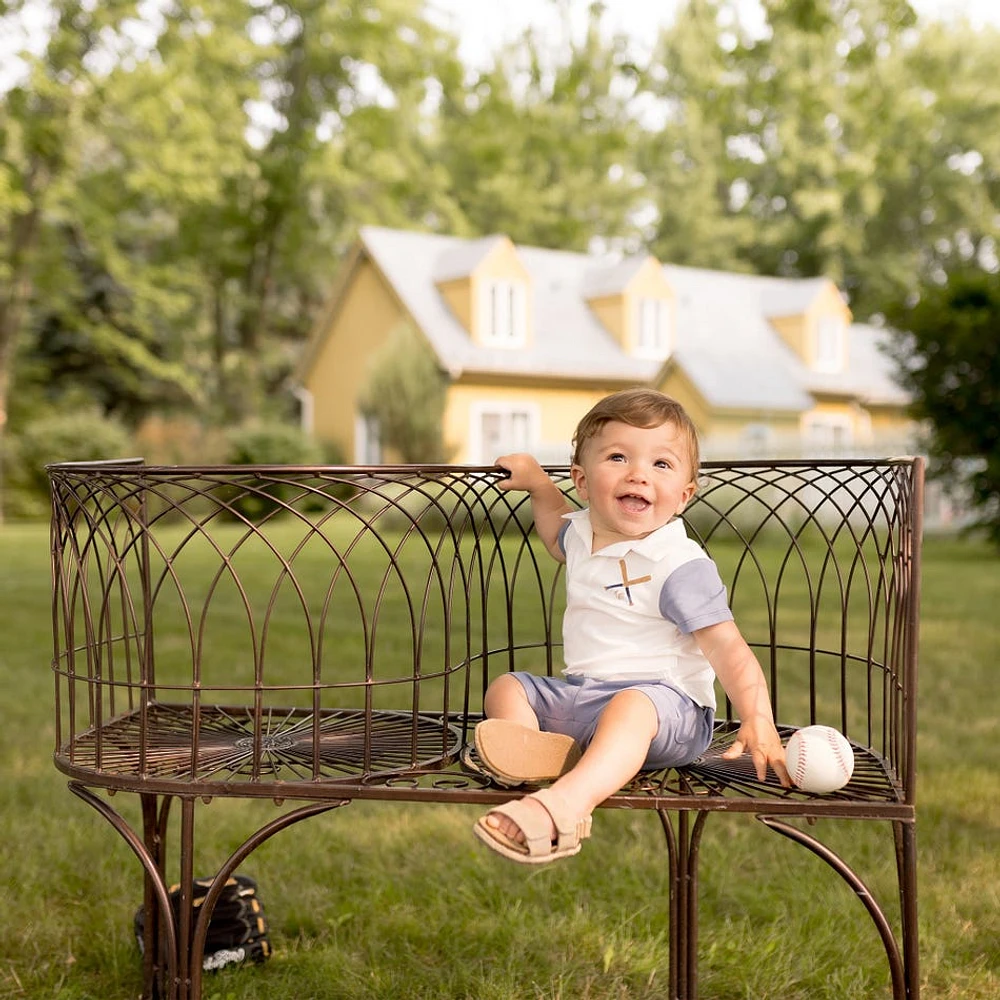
[562,508,688,559]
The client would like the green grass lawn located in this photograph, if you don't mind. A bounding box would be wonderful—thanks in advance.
[1,524,998,999]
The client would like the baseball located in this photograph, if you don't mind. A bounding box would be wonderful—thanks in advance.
[785,725,854,793]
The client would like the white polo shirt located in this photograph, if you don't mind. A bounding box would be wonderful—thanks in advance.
[557,510,734,709]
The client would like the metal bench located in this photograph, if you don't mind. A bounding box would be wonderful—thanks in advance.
[47,458,923,1000]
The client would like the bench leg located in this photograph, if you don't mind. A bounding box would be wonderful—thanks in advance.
[70,784,180,998]
[893,820,920,999]
[140,793,173,998]
[759,816,910,999]
[69,782,350,1000]
[186,799,349,998]
[658,809,709,1000]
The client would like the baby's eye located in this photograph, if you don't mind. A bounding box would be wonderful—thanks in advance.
[608,453,626,463]
[654,459,670,469]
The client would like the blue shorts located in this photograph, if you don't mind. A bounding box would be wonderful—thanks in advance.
[510,672,714,770]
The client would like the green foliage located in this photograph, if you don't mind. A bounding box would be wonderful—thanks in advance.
[358,324,449,463]
[435,3,641,252]
[3,408,134,517]
[225,421,325,468]
[638,0,1000,318]
[0,0,466,445]
[223,419,327,520]
[886,269,1000,544]
[3,0,1000,506]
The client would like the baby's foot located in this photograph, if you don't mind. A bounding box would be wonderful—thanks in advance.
[474,719,581,785]
[485,795,556,846]
[473,789,594,864]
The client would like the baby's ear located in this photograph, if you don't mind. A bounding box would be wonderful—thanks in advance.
[570,464,589,500]
[676,480,697,514]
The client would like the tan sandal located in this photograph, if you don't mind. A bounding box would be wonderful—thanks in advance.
[474,719,582,786]
[473,787,593,865]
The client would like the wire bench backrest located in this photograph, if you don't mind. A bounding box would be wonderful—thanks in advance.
[48,459,922,801]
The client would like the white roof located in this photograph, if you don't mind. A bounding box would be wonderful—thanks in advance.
[356,226,907,412]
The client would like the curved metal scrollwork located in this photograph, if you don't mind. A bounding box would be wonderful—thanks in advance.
[70,782,348,1000]
[758,815,906,999]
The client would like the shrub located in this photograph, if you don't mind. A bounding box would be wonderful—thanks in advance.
[358,323,450,463]
[3,411,134,518]
[134,414,228,466]
[222,421,327,521]
[225,422,326,467]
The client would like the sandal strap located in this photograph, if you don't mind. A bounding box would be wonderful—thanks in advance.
[529,788,592,851]
[485,797,563,858]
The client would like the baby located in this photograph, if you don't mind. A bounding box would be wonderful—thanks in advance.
[473,388,789,864]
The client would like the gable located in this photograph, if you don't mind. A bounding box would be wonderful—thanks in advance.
[436,236,533,348]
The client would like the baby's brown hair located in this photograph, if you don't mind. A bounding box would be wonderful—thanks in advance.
[571,388,700,480]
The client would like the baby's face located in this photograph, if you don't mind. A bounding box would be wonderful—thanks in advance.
[571,420,696,549]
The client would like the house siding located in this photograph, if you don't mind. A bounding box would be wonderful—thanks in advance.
[305,258,405,459]
[445,382,619,465]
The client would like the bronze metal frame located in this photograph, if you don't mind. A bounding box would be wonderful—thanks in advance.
[48,458,923,999]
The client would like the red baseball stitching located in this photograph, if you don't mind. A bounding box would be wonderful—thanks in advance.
[824,727,853,781]
[791,736,808,787]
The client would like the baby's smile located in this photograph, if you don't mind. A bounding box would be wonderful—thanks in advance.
[617,493,652,513]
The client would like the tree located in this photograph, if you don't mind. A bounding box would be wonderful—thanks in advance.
[6,0,1000,497]
[886,269,1000,544]
[176,0,467,422]
[638,0,1000,319]
[2,0,469,440]
[358,324,449,463]
[0,0,157,519]
[436,1,644,252]
[635,0,758,271]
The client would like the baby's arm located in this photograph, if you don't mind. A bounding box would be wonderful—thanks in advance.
[495,453,571,562]
[693,620,791,785]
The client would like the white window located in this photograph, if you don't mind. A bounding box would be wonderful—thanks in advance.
[634,297,672,358]
[814,316,846,372]
[741,423,772,458]
[354,413,382,464]
[470,403,539,464]
[481,280,527,346]
[804,414,853,455]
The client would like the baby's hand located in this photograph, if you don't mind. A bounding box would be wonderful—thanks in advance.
[495,453,549,493]
[722,718,791,787]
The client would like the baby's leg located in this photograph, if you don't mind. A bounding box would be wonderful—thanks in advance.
[483,673,540,729]
[484,689,657,844]
[554,689,658,812]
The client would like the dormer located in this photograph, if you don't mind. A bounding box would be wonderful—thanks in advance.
[585,255,674,360]
[764,278,852,374]
[433,235,531,348]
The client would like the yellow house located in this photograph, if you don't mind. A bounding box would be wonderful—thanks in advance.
[296,226,913,465]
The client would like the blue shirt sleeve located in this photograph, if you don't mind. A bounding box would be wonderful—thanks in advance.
[557,520,570,556]
[658,558,734,633]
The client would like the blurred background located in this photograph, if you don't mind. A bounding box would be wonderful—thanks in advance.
[2,8,1000,999]
[1,0,998,536]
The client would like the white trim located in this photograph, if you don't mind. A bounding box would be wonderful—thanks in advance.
[634,296,672,359]
[740,422,772,458]
[292,385,314,434]
[480,279,527,347]
[469,400,540,464]
[814,316,846,373]
[353,412,382,464]
[803,412,853,454]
